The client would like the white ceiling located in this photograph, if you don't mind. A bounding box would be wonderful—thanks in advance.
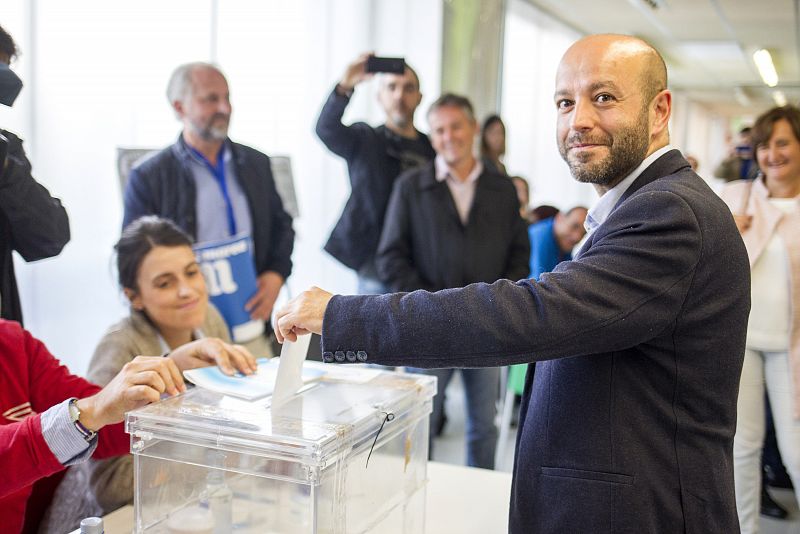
[526,0,800,118]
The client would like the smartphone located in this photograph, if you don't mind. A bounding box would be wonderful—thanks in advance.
[366,56,406,74]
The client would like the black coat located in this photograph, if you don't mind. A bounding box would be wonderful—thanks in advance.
[0,130,70,324]
[123,136,294,280]
[320,150,750,533]
[315,88,435,271]
[376,164,530,292]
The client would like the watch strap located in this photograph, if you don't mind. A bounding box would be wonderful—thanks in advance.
[68,398,97,442]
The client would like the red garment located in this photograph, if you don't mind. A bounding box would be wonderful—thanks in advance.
[0,320,128,533]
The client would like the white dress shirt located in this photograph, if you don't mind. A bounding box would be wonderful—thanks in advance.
[434,155,483,225]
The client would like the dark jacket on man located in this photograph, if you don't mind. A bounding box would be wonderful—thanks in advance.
[376,164,530,292]
[123,136,294,280]
[319,150,750,533]
[0,130,70,324]
[315,88,435,271]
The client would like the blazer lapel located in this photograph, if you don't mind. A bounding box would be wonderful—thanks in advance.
[615,149,690,209]
[742,178,785,267]
[574,150,690,260]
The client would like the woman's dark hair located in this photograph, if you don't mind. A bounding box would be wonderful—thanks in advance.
[480,114,505,158]
[116,216,193,291]
[751,105,800,150]
[0,25,19,62]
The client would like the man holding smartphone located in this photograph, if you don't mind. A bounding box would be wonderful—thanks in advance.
[315,53,435,294]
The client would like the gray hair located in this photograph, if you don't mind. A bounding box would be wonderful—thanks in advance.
[166,62,225,111]
[427,93,475,123]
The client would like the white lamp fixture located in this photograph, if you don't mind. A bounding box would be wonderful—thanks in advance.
[773,90,787,107]
[752,49,779,87]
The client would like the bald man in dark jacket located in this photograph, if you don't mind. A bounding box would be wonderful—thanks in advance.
[276,35,750,533]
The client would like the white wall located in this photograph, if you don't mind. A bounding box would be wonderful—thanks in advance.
[3,0,741,377]
[670,93,730,189]
[2,0,442,374]
[500,0,595,211]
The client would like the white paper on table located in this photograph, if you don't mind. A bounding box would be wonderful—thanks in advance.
[271,334,312,407]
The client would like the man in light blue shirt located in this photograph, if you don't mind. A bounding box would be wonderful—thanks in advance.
[124,63,295,355]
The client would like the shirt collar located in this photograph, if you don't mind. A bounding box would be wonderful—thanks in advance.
[584,144,673,235]
[183,137,231,168]
[434,154,483,184]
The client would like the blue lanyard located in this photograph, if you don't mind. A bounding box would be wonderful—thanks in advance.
[189,144,237,236]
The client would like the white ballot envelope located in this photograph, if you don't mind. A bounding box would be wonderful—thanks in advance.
[184,336,320,401]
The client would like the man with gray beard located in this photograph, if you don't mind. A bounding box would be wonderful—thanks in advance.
[276,35,750,532]
[123,63,294,354]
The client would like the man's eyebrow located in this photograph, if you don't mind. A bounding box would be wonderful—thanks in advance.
[555,80,622,99]
[588,81,621,93]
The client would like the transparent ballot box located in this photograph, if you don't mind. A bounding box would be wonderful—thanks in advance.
[126,365,436,534]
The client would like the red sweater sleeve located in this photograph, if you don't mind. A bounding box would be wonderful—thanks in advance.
[0,321,129,498]
[0,414,64,499]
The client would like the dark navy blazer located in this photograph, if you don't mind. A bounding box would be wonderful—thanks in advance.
[321,150,750,533]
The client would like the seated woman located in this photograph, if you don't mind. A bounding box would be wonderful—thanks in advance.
[86,216,245,514]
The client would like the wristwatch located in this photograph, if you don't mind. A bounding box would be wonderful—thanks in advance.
[68,398,97,442]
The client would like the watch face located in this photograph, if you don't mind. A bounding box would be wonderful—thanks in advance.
[68,398,80,420]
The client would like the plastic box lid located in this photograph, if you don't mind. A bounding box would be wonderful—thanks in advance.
[126,364,436,469]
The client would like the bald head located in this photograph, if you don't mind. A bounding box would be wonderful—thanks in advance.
[562,35,667,103]
[555,34,672,192]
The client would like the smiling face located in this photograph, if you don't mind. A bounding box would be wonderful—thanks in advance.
[429,104,479,170]
[175,66,231,142]
[126,245,208,334]
[554,36,671,190]
[756,118,800,191]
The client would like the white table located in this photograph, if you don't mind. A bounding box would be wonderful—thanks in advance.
[103,461,511,534]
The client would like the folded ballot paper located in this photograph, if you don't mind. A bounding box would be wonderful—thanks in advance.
[183,337,324,401]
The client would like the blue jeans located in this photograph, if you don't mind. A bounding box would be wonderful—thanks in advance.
[416,367,500,469]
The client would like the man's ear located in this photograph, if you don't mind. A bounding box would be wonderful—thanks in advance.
[650,89,672,138]
[172,99,185,119]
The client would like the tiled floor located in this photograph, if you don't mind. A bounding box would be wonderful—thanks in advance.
[431,373,800,532]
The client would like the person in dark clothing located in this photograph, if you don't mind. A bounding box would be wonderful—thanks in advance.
[315,53,435,294]
[276,35,750,533]
[376,94,529,468]
[0,25,69,324]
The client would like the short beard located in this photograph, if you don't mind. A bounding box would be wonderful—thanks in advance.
[190,114,229,142]
[559,114,649,186]
[390,111,411,130]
